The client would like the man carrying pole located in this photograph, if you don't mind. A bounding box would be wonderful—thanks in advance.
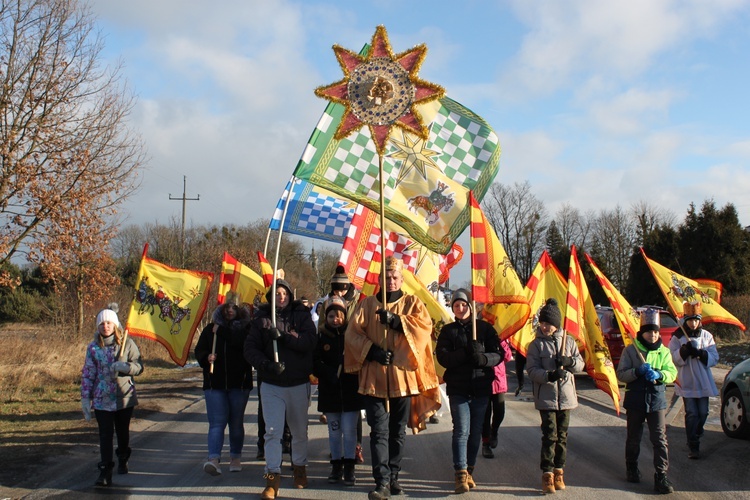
[344,256,440,500]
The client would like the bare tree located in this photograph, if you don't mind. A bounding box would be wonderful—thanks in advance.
[630,200,677,247]
[0,0,145,286]
[589,205,637,289]
[482,181,548,282]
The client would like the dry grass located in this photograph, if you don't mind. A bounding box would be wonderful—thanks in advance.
[0,323,200,488]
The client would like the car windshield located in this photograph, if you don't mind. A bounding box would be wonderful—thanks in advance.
[660,314,678,328]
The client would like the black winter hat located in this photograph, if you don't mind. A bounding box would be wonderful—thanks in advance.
[538,298,562,329]
[265,278,294,303]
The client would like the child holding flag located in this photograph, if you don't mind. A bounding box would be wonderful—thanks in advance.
[526,298,584,494]
[668,301,719,459]
[617,308,677,494]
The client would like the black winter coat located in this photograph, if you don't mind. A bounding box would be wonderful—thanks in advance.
[436,318,502,398]
[313,324,363,413]
[244,300,317,387]
[195,308,253,391]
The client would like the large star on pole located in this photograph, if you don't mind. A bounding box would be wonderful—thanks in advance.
[314,25,445,156]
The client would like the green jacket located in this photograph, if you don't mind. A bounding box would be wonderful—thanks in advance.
[617,339,677,412]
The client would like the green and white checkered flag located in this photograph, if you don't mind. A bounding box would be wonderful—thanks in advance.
[293,96,501,254]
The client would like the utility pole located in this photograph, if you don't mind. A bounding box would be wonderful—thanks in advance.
[169,175,200,266]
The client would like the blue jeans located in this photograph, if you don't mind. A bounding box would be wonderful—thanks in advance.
[683,397,709,450]
[326,411,360,460]
[205,388,250,460]
[449,394,488,470]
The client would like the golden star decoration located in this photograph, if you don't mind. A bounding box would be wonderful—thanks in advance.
[314,25,445,156]
[388,129,441,186]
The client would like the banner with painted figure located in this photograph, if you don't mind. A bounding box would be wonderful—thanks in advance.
[640,248,745,330]
[293,95,500,254]
[127,246,213,366]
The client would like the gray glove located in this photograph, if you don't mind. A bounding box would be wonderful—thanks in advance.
[112,361,130,375]
[81,398,92,422]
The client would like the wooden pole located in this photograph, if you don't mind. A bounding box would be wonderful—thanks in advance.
[378,153,390,413]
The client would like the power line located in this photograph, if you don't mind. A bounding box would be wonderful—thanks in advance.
[169,175,200,266]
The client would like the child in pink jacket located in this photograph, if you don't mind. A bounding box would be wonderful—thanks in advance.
[481,338,513,458]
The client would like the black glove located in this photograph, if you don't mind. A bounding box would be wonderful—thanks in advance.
[547,368,565,382]
[266,327,283,341]
[376,309,402,331]
[467,340,485,356]
[366,345,393,366]
[472,352,489,367]
[262,360,285,375]
[679,343,691,360]
[696,349,709,365]
[558,355,575,368]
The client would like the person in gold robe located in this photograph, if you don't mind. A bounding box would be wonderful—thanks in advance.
[344,256,440,500]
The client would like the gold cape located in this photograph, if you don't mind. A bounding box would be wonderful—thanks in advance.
[344,293,441,433]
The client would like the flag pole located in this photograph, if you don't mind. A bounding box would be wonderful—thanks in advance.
[378,153,390,413]
[121,243,149,360]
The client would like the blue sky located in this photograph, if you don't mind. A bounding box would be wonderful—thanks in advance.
[89,0,750,273]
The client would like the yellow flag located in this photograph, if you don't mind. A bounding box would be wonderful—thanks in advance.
[567,246,620,413]
[218,252,266,306]
[585,253,639,347]
[640,248,745,330]
[469,192,530,339]
[510,251,567,356]
[127,248,213,366]
[401,268,451,381]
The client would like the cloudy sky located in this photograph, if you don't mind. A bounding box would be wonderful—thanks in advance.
[89,0,750,274]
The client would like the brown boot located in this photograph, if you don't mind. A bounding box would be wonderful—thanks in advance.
[466,466,476,489]
[293,465,308,489]
[542,472,556,494]
[455,470,470,494]
[261,472,280,500]
[553,468,565,490]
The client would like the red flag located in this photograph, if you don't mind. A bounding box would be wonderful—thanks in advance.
[339,204,463,295]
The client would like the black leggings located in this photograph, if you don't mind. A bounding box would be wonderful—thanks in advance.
[482,393,506,440]
[95,407,134,463]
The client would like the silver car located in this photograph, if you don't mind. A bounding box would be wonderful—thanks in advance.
[721,357,750,439]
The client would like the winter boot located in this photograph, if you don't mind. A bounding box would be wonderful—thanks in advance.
[293,465,308,489]
[390,473,403,495]
[654,472,675,494]
[553,468,565,490]
[116,447,131,475]
[261,472,281,500]
[454,470,470,494]
[542,471,556,494]
[466,466,476,489]
[626,462,641,483]
[328,459,344,484]
[368,483,391,500]
[95,461,114,487]
[343,458,356,486]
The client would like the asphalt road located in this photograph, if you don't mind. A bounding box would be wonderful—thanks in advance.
[6,366,750,500]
